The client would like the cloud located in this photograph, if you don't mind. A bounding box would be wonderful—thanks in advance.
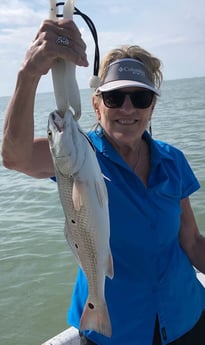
[0,0,46,26]
[0,0,205,96]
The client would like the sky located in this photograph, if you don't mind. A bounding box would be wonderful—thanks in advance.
[0,0,205,97]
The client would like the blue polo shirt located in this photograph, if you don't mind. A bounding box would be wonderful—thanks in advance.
[68,130,205,345]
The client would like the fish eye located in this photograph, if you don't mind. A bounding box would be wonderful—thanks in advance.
[47,129,52,137]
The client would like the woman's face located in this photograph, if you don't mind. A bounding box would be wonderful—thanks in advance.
[93,87,156,150]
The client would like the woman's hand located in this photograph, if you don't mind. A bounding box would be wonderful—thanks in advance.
[21,19,89,77]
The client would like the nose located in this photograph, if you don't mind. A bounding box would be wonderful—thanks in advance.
[120,94,134,111]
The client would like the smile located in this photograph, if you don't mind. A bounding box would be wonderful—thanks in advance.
[116,119,138,125]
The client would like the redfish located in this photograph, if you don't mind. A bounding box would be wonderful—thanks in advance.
[48,0,113,337]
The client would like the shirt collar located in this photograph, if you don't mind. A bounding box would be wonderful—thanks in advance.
[143,131,176,165]
[88,127,175,168]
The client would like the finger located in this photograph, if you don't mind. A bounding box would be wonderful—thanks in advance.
[54,35,88,66]
[35,19,89,66]
[37,19,86,50]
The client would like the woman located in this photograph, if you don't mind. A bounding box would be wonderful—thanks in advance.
[2,19,205,345]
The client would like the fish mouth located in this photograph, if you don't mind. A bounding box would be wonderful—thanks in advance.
[51,111,65,132]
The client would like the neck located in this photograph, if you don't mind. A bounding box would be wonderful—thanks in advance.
[120,139,144,171]
[102,129,151,185]
[103,130,143,156]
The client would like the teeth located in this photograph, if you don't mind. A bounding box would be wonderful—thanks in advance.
[117,119,136,125]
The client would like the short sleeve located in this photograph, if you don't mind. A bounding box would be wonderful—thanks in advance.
[176,150,200,199]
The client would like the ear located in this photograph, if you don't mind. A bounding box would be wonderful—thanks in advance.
[92,95,101,120]
[149,97,157,121]
[151,97,157,112]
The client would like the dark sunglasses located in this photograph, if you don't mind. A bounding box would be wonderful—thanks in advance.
[99,89,154,109]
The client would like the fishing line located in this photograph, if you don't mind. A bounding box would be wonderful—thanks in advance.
[74,7,100,84]
[55,2,100,88]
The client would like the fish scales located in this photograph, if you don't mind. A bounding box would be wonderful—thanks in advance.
[48,109,114,337]
[48,0,114,337]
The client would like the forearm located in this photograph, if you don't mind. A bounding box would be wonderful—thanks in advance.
[188,234,205,274]
[2,67,40,171]
[179,197,205,274]
[2,19,88,177]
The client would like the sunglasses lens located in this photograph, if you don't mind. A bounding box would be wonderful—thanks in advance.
[101,90,154,109]
[102,91,124,108]
[131,90,154,108]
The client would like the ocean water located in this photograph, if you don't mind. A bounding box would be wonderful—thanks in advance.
[0,78,205,344]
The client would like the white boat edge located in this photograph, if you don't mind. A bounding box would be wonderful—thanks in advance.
[42,326,80,345]
[42,271,205,345]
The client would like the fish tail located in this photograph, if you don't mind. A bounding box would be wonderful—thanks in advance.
[80,299,112,338]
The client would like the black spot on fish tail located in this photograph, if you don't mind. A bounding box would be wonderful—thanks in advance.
[88,303,95,310]
[80,299,112,337]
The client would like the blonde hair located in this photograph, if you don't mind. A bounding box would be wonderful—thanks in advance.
[98,45,163,90]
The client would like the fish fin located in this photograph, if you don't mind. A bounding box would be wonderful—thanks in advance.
[64,221,82,268]
[102,173,111,182]
[80,298,112,338]
[106,251,114,280]
[72,179,85,211]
